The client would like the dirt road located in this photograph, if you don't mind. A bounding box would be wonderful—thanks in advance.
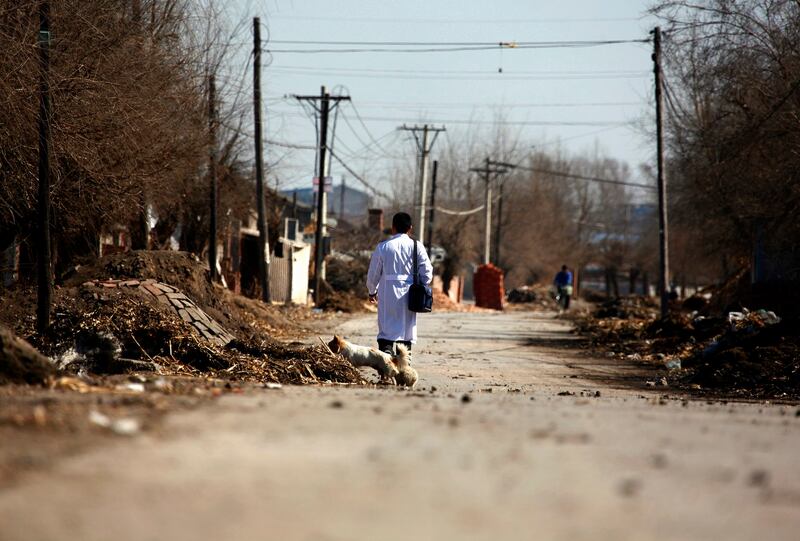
[2,311,799,540]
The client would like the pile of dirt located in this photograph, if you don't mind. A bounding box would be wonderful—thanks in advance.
[0,250,365,386]
[574,292,800,399]
[317,280,370,313]
[0,326,55,385]
[507,286,539,303]
[65,250,308,341]
[67,251,219,309]
[325,253,370,300]
[680,311,800,398]
[505,284,558,311]
[593,296,659,320]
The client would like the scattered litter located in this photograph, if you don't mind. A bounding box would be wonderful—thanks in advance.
[461,394,472,403]
[116,382,145,393]
[32,405,47,427]
[264,382,283,390]
[665,358,682,370]
[88,410,111,428]
[51,376,93,393]
[109,418,141,436]
[89,410,141,436]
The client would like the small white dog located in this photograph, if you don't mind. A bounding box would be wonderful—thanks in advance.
[328,336,418,387]
[392,343,418,388]
[328,335,399,382]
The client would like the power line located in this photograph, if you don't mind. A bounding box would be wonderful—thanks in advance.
[266,139,316,150]
[267,39,645,46]
[268,67,649,81]
[266,15,643,24]
[327,148,392,200]
[269,95,644,109]
[271,66,647,76]
[345,101,397,156]
[266,39,651,54]
[268,108,629,127]
[493,161,655,190]
[347,116,628,127]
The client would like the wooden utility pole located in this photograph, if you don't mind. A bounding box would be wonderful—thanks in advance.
[208,74,218,282]
[426,160,438,248]
[253,17,271,302]
[470,158,507,265]
[398,124,445,241]
[494,179,504,265]
[36,0,52,334]
[294,87,350,304]
[652,27,670,318]
[339,176,346,218]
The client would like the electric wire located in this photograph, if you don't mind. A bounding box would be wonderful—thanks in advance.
[327,149,392,200]
[265,39,651,54]
[502,163,655,190]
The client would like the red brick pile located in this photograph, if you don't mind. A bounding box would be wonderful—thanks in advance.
[473,264,504,310]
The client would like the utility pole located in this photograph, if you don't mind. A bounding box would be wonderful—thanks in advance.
[208,74,218,282]
[470,158,508,265]
[253,17,270,302]
[398,124,445,241]
[36,0,51,334]
[494,179,504,265]
[426,160,438,248]
[652,27,670,318]
[294,87,350,304]
[339,176,346,218]
[486,159,519,267]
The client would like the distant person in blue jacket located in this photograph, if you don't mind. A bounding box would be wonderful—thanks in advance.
[553,265,573,310]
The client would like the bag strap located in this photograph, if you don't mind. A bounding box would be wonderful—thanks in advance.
[413,240,419,285]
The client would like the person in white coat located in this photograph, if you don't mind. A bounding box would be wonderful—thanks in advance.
[366,212,433,358]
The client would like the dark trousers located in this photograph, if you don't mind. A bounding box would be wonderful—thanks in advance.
[377,339,412,356]
[557,287,571,310]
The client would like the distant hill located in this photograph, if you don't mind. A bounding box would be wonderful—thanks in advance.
[281,182,371,220]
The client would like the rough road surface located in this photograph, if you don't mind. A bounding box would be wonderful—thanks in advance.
[1,311,799,540]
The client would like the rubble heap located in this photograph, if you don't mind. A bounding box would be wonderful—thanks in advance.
[574,292,800,399]
[0,251,365,386]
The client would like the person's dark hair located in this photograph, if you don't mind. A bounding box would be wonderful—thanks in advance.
[561,265,568,271]
[392,212,413,234]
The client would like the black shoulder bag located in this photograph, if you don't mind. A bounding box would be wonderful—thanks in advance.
[408,240,433,313]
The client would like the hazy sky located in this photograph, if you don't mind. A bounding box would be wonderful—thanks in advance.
[229,0,659,197]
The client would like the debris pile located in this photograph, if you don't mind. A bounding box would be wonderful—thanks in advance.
[317,279,371,313]
[325,252,370,299]
[318,253,371,313]
[682,310,799,397]
[507,286,539,303]
[506,284,558,310]
[574,291,800,399]
[593,296,659,320]
[0,251,365,386]
[0,326,55,385]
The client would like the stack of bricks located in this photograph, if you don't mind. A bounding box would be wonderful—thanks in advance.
[82,278,235,347]
[473,264,504,310]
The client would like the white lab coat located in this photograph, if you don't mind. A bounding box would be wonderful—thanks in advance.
[366,233,433,343]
